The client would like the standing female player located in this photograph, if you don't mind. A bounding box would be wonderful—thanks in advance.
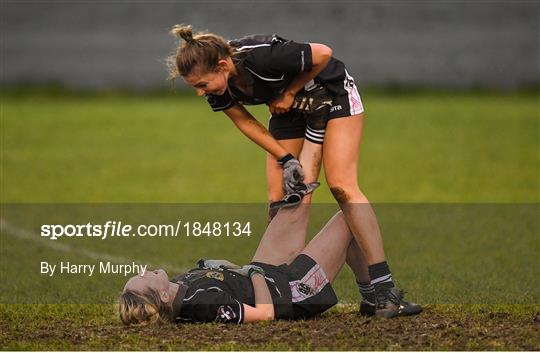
[167,25,416,317]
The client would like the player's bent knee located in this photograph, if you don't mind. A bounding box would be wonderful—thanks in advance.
[287,248,304,262]
[328,181,360,202]
[330,186,351,203]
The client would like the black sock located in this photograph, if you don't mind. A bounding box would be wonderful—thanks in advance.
[356,280,375,304]
[368,261,395,290]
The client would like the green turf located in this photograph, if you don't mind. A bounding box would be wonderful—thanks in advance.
[1,90,539,350]
[1,203,538,305]
[1,90,538,202]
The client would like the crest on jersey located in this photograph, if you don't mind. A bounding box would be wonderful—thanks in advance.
[206,271,225,281]
[216,305,237,322]
[298,283,314,296]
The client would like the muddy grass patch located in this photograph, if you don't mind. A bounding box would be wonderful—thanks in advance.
[1,304,539,350]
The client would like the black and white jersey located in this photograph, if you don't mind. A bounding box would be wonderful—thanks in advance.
[170,267,290,324]
[171,268,251,324]
[206,34,350,112]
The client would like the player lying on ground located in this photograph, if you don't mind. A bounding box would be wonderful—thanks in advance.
[119,206,422,325]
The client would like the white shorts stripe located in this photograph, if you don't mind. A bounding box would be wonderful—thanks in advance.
[305,130,325,143]
[305,137,324,144]
[306,127,325,137]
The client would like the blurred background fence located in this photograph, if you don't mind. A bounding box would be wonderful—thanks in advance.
[2,0,538,90]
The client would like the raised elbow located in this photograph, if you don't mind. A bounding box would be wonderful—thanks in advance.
[310,43,333,66]
[322,45,333,59]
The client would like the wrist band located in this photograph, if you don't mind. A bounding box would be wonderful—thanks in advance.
[248,266,265,278]
[277,153,294,166]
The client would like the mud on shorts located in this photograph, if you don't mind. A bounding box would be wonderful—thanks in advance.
[252,254,338,320]
[268,70,364,143]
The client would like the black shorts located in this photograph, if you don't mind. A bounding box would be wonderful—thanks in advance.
[252,254,338,320]
[269,70,364,141]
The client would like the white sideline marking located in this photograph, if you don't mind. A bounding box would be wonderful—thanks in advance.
[0,218,187,274]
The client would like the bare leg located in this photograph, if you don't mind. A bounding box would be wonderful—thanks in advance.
[300,211,354,283]
[323,117,423,316]
[297,139,324,205]
[252,205,311,265]
[323,114,386,265]
[255,207,372,284]
[346,239,371,284]
[300,211,373,307]
[256,140,324,265]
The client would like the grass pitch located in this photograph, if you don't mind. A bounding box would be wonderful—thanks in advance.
[1,90,538,203]
[1,89,539,350]
[1,304,538,350]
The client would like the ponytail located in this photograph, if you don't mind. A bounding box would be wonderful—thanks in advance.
[118,289,173,325]
[166,24,232,80]
[170,24,195,44]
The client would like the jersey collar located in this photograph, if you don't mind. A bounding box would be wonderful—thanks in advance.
[171,281,189,321]
[229,54,254,95]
